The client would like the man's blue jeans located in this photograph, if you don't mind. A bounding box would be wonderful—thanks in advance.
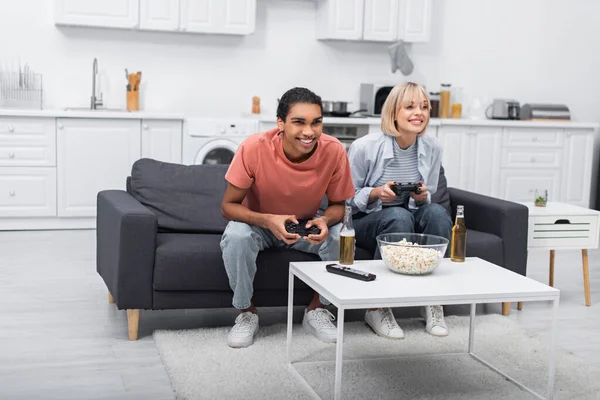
[353,203,453,259]
[220,220,340,309]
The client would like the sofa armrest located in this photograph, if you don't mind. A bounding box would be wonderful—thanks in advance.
[97,190,157,310]
[448,187,529,275]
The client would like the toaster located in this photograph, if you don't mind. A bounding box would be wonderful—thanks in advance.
[519,104,571,120]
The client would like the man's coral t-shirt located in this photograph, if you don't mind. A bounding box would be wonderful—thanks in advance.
[225,128,355,220]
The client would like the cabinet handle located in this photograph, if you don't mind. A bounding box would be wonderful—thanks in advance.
[133,23,139,29]
[143,124,149,130]
[9,190,15,197]
[58,123,64,129]
[566,132,572,137]
[180,26,187,31]
[530,157,536,163]
[8,124,14,132]
[528,188,534,193]
[532,136,538,142]
[8,152,15,158]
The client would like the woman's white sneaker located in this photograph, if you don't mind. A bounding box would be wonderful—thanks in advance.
[365,308,405,339]
[421,305,448,336]
[302,308,337,343]
[227,311,259,348]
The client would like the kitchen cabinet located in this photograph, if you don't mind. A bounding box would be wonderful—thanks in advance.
[437,124,596,209]
[397,0,432,42]
[57,119,141,218]
[54,0,140,29]
[180,0,256,35]
[140,0,180,31]
[316,0,432,42]
[316,0,364,41]
[55,0,256,35]
[561,131,595,206]
[437,126,502,195]
[141,120,182,163]
[363,0,399,42]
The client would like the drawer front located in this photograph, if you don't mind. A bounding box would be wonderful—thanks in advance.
[0,145,56,166]
[503,128,563,148]
[528,215,599,249]
[0,168,57,217]
[501,148,562,168]
[0,117,56,146]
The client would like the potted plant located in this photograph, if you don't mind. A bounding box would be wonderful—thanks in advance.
[534,189,548,207]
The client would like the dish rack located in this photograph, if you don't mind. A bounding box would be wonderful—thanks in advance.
[0,71,43,109]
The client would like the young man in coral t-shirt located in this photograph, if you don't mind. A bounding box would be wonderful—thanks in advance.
[220,87,354,348]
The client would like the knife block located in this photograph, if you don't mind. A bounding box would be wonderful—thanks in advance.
[127,90,139,111]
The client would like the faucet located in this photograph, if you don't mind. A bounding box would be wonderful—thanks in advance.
[91,58,103,109]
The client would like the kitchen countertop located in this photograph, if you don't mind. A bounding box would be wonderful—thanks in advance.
[0,109,184,120]
[253,114,599,129]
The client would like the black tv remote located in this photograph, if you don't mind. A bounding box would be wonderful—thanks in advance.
[326,264,376,281]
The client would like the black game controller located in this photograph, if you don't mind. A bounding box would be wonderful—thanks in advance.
[390,182,422,196]
[285,219,321,237]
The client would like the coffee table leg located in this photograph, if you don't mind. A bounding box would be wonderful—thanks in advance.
[468,303,476,353]
[547,298,559,399]
[334,307,345,400]
[286,269,294,365]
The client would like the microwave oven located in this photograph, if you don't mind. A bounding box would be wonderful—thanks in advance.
[359,83,394,116]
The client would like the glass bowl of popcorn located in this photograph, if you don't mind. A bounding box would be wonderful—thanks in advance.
[376,233,449,275]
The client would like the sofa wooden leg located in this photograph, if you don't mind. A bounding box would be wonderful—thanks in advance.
[502,302,510,316]
[108,291,114,304]
[127,309,140,341]
[517,301,523,310]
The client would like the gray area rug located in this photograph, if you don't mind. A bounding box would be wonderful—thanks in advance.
[153,314,600,399]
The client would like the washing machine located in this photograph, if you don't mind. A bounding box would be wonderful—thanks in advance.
[183,118,259,165]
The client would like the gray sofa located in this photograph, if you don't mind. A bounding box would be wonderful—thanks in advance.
[97,158,528,340]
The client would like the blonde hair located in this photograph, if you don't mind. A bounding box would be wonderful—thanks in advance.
[380,82,430,137]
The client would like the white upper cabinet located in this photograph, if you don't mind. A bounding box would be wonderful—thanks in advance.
[316,0,365,40]
[180,0,256,35]
[316,0,431,42]
[363,0,399,42]
[140,0,180,31]
[397,0,432,42]
[55,0,140,29]
[55,0,256,35]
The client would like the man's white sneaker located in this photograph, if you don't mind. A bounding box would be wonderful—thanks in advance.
[365,308,405,339]
[227,312,259,348]
[302,308,337,343]
[421,305,448,336]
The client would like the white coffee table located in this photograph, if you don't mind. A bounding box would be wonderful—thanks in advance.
[286,258,560,400]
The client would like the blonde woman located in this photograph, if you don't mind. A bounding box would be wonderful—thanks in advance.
[347,82,452,339]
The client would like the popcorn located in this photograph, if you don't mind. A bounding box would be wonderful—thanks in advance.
[380,238,443,274]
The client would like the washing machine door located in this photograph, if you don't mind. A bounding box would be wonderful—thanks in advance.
[194,139,239,165]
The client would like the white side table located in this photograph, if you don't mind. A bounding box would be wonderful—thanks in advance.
[521,201,600,306]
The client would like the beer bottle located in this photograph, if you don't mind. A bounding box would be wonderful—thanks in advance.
[338,206,355,265]
[450,205,467,262]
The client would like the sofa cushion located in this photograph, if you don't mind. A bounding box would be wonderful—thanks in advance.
[129,158,229,234]
[464,229,503,267]
[431,165,452,217]
[153,232,374,292]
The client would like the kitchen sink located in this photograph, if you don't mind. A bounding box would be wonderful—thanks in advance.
[62,107,129,112]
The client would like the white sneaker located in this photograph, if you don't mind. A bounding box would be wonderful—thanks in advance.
[421,305,449,336]
[365,308,405,340]
[227,312,259,348]
[302,308,337,343]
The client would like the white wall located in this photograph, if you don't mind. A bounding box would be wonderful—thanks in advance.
[0,0,599,123]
